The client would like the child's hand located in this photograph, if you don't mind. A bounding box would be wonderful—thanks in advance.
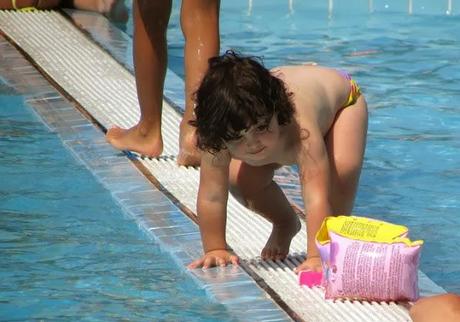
[187,249,239,269]
[294,256,322,273]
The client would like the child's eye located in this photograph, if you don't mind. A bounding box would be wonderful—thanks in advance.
[256,125,268,132]
[231,136,244,143]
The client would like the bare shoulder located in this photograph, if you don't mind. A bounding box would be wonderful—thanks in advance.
[271,65,344,96]
[270,65,309,82]
[271,65,340,79]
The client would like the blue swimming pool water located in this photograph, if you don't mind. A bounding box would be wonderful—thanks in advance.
[163,1,460,292]
[0,87,234,320]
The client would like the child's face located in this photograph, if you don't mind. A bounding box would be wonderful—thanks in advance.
[225,115,280,163]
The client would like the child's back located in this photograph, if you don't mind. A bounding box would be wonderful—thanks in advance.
[274,65,354,135]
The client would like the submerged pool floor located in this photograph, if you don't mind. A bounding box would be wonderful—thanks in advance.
[0,9,447,322]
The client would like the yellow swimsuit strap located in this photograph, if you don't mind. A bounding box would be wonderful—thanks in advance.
[344,79,361,107]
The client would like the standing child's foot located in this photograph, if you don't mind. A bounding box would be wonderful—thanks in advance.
[261,215,301,261]
[177,123,201,166]
[106,124,163,157]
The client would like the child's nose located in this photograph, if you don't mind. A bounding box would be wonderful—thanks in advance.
[246,137,261,149]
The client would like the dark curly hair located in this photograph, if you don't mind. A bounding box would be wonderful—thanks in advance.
[190,50,295,154]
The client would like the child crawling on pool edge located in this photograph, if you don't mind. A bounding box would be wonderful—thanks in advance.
[187,51,368,272]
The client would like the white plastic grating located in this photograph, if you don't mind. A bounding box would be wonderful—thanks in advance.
[0,10,444,322]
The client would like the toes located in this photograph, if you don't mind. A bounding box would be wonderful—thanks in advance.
[261,248,268,260]
[261,246,288,261]
[217,258,226,267]
[275,252,287,261]
[203,257,214,269]
[270,249,279,260]
[261,247,275,260]
[230,256,239,266]
[262,248,282,261]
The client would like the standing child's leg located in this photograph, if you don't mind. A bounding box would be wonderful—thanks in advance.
[325,95,368,214]
[178,0,220,166]
[106,0,171,157]
[229,160,301,260]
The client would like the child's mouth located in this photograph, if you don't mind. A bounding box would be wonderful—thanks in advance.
[247,147,266,154]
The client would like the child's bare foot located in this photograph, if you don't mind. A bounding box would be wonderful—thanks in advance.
[106,124,163,157]
[177,123,201,166]
[261,215,301,261]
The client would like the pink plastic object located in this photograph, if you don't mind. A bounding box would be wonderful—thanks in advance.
[317,231,422,301]
[298,271,323,287]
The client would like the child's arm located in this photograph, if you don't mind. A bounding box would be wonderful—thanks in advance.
[188,151,239,269]
[296,127,333,272]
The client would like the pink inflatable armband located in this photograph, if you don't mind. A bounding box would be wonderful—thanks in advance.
[316,216,423,301]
